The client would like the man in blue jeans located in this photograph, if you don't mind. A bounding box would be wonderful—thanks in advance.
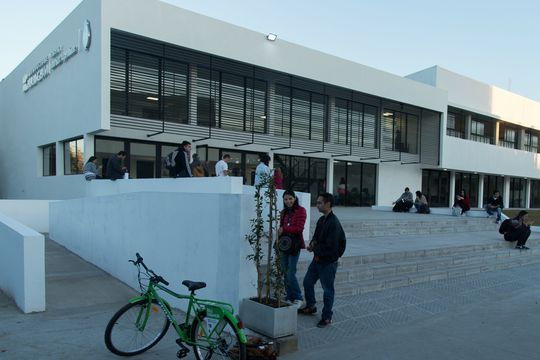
[298,192,346,328]
[485,190,504,224]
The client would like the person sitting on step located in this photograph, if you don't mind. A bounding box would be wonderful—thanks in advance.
[414,191,430,214]
[392,187,414,212]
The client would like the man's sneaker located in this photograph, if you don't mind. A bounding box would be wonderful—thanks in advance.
[522,245,530,250]
[515,245,523,249]
[292,300,304,309]
[316,318,331,328]
[298,306,317,315]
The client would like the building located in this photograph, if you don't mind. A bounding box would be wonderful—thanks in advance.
[1,0,539,208]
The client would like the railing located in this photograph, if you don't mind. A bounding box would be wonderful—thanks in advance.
[498,140,516,149]
[446,129,465,138]
[470,134,492,144]
[525,145,538,153]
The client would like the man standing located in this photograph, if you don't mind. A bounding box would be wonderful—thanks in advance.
[254,154,271,186]
[106,151,127,180]
[173,141,192,178]
[298,192,346,328]
[215,154,231,176]
[486,190,504,224]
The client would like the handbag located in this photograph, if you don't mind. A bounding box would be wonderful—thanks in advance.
[278,233,301,256]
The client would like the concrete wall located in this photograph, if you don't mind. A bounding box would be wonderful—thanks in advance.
[0,213,45,313]
[0,200,53,233]
[377,162,422,206]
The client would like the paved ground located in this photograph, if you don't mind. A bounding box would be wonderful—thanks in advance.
[2,236,540,359]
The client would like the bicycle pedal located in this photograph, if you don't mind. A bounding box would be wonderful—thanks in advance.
[176,348,190,358]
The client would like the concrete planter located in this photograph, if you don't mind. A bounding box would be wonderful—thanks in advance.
[240,298,297,338]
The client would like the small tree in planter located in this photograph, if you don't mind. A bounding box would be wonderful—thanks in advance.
[242,173,296,338]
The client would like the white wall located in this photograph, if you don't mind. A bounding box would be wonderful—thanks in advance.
[442,136,540,178]
[377,162,422,206]
[0,213,45,313]
[0,200,53,233]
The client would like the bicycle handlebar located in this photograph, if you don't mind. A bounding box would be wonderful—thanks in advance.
[130,253,169,286]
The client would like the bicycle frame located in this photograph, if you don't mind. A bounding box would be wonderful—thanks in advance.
[128,280,247,346]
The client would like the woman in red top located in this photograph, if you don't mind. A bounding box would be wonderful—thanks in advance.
[273,167,284,190]
[278,189,307,308]
[455,189,471,215]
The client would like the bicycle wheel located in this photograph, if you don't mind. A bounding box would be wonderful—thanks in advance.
[104,299,170,356]
[191,314,246,360]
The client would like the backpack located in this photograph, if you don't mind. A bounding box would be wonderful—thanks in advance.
[164,150,179,170]
[498,219,512,234]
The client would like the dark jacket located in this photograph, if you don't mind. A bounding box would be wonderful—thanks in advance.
[487,196,504,208]
[106,155,124,180]
[310,211,346,264]
[280,205,307,249]
[173,148,191,178]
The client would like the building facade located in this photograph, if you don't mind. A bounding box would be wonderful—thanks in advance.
[1,0,539,208]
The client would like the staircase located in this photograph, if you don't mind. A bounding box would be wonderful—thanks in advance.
[298,214,540,299]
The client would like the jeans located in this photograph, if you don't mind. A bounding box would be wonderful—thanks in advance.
[485,205,502,221]
[303,260,338,321]
[280,251,302,302]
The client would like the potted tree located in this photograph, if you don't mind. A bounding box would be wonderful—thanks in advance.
[240,173,298,338]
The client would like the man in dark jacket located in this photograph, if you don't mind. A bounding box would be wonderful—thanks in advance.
[172,141,192,178]
[106,151,127,180]
[298,192,346,328]
[485,190,504,224]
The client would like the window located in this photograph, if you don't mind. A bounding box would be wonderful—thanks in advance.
[454,172,479,207]
[447,112,465,138]
[42,144,56,176]
[332,161,377,206]
[525,131,539,153]
[471,119,491,144]
[483,175,504,205]
[64,138,84,175]
[421,170,450,207]
[332,99,377,148]
[499,126,517,149]
[509,177,526,208]
[382,110,418,154]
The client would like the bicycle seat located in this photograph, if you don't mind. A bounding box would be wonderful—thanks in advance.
[182,280,206,291]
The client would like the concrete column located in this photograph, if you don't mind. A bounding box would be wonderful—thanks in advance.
[449,171,456,207]
[56,141,64,177]
[478,174,485,208]
[493,121,500,145]
[84,134,95,162]
[518,128,526,151]
[326,158,334,194]
[525,179,531,208]
[503,176,510,208]
[464,114,472,140]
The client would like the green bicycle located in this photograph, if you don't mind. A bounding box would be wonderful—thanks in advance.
[104,253,247,359]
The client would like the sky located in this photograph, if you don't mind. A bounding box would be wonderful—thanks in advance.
[1,0,539,102]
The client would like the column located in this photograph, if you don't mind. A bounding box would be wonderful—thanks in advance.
[518,129,526,151]
[493,121,500,145]
[449,171,456,207]
[326,158,334,195]
[478,174,485,208]
[56,141,64,177]
[525,179,531,208]
[464,114,472,140]
[503,176,510,209]
[84,134,95,161]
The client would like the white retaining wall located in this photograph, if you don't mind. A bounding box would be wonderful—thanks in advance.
[0,200,53,233]
[0,213,45,313]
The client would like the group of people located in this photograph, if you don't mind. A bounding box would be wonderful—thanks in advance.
[391,187,430,214]
[83,151,127,180]
[277,191,346,328]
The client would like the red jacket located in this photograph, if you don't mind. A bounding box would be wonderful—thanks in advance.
[280,205,307,249]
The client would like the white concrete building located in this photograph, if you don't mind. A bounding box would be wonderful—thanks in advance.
[1,0,539,209]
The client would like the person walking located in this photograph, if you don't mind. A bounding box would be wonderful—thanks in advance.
[215,154,231,176]
[254,154,271,186]
[278,190,307,309]
[298,192,346,328]
[172,141,192,178]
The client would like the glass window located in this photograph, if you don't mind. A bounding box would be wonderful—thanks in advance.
[95,138,125,179]
[509,177,526,208]
[455,172,479,207]
[129,142,156,179]
[471,119,492,144]
[42,143,56,176]
[382,110,418,154]
[332,160,376,207]
[530,180,540,207]
[446,111,465,138]
[483,175,504,205]
[525,131,539,153]
[421,170,450,207]
[161,145,178,178]
[499,126,516,149]
[64,138,84,175]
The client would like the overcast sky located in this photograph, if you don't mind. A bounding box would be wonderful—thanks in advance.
[1,0,539,102]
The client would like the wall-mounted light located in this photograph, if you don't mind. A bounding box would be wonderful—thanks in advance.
[266,33,277,41]
[146,96,159,101]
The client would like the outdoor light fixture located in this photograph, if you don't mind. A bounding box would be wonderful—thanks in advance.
[266,33,277,41]
[146,96,159,101]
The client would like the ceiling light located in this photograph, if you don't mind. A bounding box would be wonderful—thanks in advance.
[383,112,393,117]
[146,96,159,101]
[266,33,277,41]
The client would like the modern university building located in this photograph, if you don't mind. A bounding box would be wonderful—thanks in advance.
[2,0,540,208]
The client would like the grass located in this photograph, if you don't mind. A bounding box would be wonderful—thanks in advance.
[503,209,540,225]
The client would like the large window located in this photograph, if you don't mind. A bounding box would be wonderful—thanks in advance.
[332,99,377,148]
[483,175,504,205]
[454,172,479,207]
[273,85,326,141]
[382,110,418,154]
[530,180,540,208]
[422,170,450,207]
[111,47,189,123]
[509,177,526,208]
[499,126,517,149]
[447,111,465,138]
[64,138,84,175]
[42,143,56,176]
[333,161,376,206]
[525,131,539,153]
[471,119,492,144]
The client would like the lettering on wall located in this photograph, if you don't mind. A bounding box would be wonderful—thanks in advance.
[22,20,92,93]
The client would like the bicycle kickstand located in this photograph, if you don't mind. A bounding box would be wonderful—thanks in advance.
[175,339,190,358]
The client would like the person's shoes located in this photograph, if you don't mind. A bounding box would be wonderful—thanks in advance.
[515,245,523,249]
[298,306,317,315]
[316,318,331,328]
[521,245,530,250]
[495,220,500,224]
[292,300,304,309]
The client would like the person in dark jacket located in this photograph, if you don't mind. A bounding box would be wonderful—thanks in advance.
[106,151,127,180]
[485,190,504,223]
[503,210,534,250]
[172,141,192,178]
[278,190,307,309]
[298,192,346,328]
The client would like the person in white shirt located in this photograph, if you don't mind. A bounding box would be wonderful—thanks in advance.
[215,154,231,176]
[254,154,272,186]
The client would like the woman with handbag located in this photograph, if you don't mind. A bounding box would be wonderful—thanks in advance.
[278,190,307,309]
